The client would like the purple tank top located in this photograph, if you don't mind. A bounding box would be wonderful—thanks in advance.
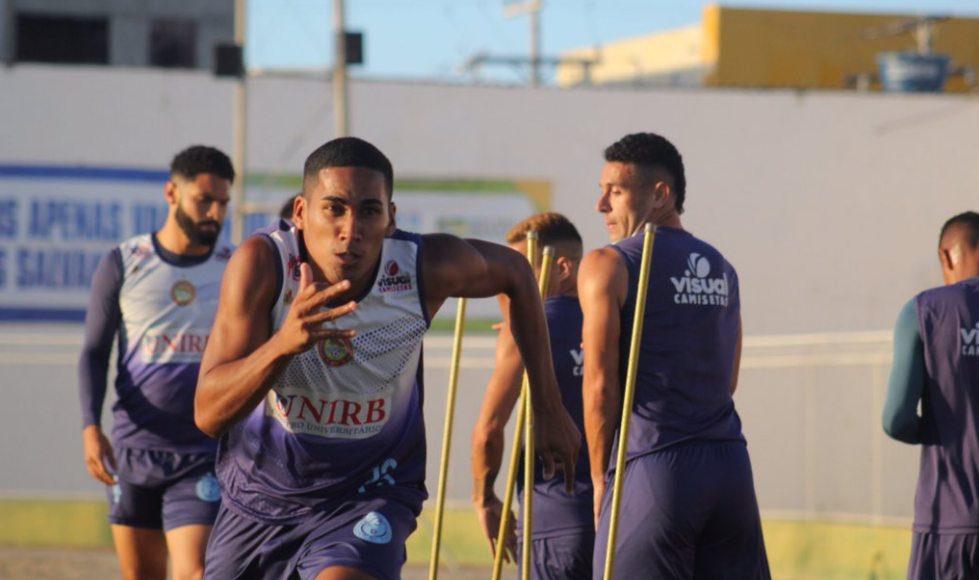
[913,279,979,532]
[610,226,744,468]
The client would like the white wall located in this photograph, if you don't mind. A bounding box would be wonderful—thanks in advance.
[2,64,976,335]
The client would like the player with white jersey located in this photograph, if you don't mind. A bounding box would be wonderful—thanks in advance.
[79,145,235,580]
[195,137,581,580]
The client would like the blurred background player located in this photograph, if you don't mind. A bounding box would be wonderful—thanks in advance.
[195,137,580,580]
[78,145,235,580]
[883,211,979,580]
[471,212,594,579]
[579,132,770,579]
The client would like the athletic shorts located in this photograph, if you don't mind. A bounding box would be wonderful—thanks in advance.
[107,447,221,531]
[516,530,594,580]
[203,493,419,580]
[907,531,979,580]
[593,440,770,580]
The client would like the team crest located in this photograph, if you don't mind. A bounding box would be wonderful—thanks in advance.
[318,336,354,366]
[353,512,392,544]
[171,280,196,306]
[195,473,221,502]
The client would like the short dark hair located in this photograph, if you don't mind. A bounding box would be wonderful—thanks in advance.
[303,137,393,197]
[280,193,300,220]
[939,211,979,249]
[604,133,686,214]
[506,212,583,252]
[170,145,235,183]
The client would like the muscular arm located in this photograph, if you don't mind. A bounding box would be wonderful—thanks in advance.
[578,247,628,521]
[882,299,925,445]
[471,307,524,506]
[195,237,357,438]
[424,234,580,486]
[471,302,524,561]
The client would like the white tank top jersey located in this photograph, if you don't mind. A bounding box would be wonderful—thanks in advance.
[216,223,431,523]
[113,233,234,450]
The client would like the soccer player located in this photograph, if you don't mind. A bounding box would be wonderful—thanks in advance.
[471,213,594,579]
[883,211,979,580]
[78,146,235,580]
[195,137,581,580]
[579,133,770,579]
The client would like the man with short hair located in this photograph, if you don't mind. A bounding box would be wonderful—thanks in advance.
[883,211,979,580]
[79,145,235,580]
[579,132,770,578]
[472,212,594,579]
[196,137,581,580]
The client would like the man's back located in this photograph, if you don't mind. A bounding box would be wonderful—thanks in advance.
[611,226,744,460]
[914,278,979,532]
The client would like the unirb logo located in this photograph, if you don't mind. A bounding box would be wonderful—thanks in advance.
[960,322,979,356]
[670,252,729,306]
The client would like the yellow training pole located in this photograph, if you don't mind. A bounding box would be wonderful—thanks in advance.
[603,223,656,580]
[491,231,538,580]
[429,297,467,580]
[522,245,555,580]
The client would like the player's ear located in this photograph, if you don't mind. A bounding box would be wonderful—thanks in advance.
[556,256,574,283]
[293,194,307,229]
[653,181,672,209]
[385,201,397,236]
[164,180,179,206]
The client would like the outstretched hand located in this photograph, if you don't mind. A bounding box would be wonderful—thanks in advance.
[535,405,582,494]
[475,494,518,564]
[277,263,358,356]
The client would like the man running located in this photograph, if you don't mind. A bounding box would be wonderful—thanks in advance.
[196,137,581,580]
[883,211,979,580]
[79,145,235,580]
[472,212,594,579]
[579,132,770,579]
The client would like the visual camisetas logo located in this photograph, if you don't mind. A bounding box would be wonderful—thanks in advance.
[377,260,412,293]
[670,252,730,306]
[960,322,979,356]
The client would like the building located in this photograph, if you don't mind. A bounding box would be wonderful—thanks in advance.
[0,0,233,70]
[557,5,979,93]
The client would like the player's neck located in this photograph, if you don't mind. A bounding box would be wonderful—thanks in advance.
[156,221,212,257]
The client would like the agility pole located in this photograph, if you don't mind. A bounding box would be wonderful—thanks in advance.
[428,296,467,580]
[602,222,656,580]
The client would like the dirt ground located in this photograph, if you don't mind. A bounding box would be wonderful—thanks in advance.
[0,546,515,580]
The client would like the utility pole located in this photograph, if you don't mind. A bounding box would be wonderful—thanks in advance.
[231,0,247,244]
[503,0,542,86]
[333,0,349,137]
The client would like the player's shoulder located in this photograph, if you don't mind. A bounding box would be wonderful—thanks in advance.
[916,279,979,307]
[677,229,737,276]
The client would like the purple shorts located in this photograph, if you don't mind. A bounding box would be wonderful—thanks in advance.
[107,447,220,531]
[593,441,770,580]
[516,530,594,580]
[203,493,420,580]
[908,532,979,580]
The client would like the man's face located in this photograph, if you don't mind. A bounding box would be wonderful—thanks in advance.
[169,173,230,246]
[295,166,395,285]
[596,162,656,243]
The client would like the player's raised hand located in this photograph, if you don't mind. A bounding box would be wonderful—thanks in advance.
[535,405,582,494]
[82,425,117,486]
[277,263,358,356]
[474,494,517,564]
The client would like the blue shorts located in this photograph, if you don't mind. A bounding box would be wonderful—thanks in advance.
[908,531,979,580]
[203,493,419,580]
[107,447,221,531]
[516,530,594,580]
[593,441,770,580]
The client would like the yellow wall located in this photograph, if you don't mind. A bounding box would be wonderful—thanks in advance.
[558,5,979,92]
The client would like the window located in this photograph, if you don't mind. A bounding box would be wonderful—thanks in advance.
[149,19,197,69]
[15,14,109,65]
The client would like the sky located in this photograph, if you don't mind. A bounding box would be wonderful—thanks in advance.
[246,0,979,84]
